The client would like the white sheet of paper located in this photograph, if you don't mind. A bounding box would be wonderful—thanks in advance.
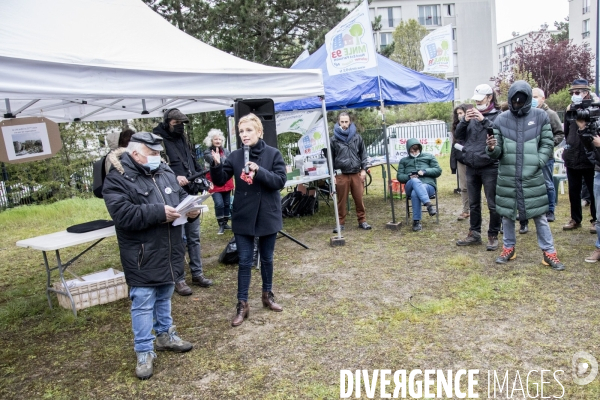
[172,193,211,226]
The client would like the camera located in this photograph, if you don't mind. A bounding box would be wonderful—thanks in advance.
[566,99,600,140]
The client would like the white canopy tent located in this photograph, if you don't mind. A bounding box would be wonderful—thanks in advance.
[0,0,324,122]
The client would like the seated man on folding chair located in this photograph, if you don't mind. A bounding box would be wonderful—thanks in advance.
[397,138,442,231]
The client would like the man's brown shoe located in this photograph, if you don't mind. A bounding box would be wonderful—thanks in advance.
[456,230,482,246]
[486,236,499,251]
[562,220,581,231]
[175,280,192,296]
[262,291,283,312]
[231,301,249,327]
[591,223,597,234]
[585,248,600,263]
[457,212,469,221]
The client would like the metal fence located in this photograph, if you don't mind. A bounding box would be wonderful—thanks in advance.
[0,161,94,212]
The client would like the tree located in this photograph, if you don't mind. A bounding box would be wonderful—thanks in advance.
[143,0,349,68]
[391,19,428,70]
[493,29,594,97]
[495,65,538,102]
[552,17,569,43]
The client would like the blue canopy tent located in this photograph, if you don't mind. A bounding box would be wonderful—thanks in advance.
[275,44,454,112]
[272,45,454,229]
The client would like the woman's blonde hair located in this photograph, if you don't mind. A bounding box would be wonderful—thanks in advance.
[238,113,263,138]
[203,128,226,148]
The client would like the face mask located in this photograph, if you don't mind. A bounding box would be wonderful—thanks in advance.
[410,151,420,158]
[476,104,488,111]
[144,155,161,171]
[531,98,538,108]
[172,123,185,135]
[572,94,583,104]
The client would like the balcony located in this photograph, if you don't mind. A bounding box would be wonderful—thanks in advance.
[583,31,591,38]
[418,16,442,26]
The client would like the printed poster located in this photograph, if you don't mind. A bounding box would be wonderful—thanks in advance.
[420,24,454,74]
[325,0,377,76]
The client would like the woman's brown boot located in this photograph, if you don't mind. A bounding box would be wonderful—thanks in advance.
[262,291,283,312]
[231,301,249,327]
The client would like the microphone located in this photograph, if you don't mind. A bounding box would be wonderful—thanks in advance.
[243,145,250,174]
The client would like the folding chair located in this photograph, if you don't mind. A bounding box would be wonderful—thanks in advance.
[552,148,567,202]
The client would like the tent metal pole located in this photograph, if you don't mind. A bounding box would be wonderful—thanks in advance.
[4,99,14,118]
[381,100,396,224]
[320,97,344,245]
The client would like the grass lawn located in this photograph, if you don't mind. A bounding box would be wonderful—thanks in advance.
[1,155,599,399]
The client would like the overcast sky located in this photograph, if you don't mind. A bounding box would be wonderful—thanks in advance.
[496,0,569,43]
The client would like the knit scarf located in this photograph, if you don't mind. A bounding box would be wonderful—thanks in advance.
[334,123,357,143]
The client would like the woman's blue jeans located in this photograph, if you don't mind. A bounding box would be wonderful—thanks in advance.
[405,178,435,221]
[212,191,231,220]
[130,284,174,353]
[234,233,277,302]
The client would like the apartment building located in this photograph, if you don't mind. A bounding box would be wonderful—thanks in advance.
[569,0,597,51]
[349,0,498,101]
[497,29,558,73]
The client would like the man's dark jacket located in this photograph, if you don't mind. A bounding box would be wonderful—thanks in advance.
[103,149,195,287]
[153,123,203,193]
[563,105,596,170]
[210,139,286,236]
[455,108,500,169]
[330,128,368,174]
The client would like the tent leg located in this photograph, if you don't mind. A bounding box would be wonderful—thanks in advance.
[381,106,400,231]
[320,97,344,246]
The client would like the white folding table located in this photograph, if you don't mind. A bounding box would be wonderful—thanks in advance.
[16,226,117,316]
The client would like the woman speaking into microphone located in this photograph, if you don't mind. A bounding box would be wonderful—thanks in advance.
[209,113,287,327]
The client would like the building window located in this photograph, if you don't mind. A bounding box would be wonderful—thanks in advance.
[453,52,458,67]
[583,0,590,14]
[380,33,393,50]
[418,5,441,26]
[369,8,375,23]
[499,62,503,71]
[452,28,457,40]
[583,19,591,38]
[447,77,458,89]
[445,3,455,16]
[377,7,401,28]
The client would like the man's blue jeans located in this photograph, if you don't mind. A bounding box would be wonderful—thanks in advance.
[130,284,174,353]
[212,191,231,220]
[542,158,555,213]
[502,216,555,253]
[234,233,277,302]
[405,178,435,221]
[594,171,600,249]
[183,218,203,278]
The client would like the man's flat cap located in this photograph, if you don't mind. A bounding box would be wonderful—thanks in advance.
[130,132,164,151]
[166,109,189,123]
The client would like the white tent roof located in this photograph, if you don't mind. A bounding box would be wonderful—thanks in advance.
[0,0,324,122]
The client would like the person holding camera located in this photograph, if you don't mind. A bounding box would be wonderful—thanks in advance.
[397,139,442,231]
[154,109,213,296]
[562,79,597,233]
[209,113,287,327]
[486,81,565,271]
[455,84,502,251]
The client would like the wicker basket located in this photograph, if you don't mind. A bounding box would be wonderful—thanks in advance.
[52,268,127,311]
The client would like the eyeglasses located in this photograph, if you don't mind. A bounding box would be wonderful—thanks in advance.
[571,90,587,95]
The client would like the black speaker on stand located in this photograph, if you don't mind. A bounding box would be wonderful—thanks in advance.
[234,99,277,149]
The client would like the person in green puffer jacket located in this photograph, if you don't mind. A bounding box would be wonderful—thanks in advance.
[486,80,565,271]
[397,138,442,231]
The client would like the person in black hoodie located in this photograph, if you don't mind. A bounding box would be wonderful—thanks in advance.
[562,79,597,233]
[455,84,502,251]
[209,113,287,327]
[153,109,213,296]
[581,127,600,262]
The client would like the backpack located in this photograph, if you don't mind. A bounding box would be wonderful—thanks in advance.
[281,191,303,217]
[218,237,239,264]
[92,154,108,198]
